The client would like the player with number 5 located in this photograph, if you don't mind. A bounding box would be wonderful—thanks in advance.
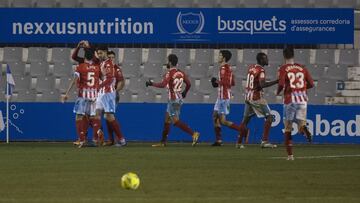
[277,47,314,160]
[146,54,200,147]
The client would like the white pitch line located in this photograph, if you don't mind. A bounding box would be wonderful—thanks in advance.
[271,154,360,159]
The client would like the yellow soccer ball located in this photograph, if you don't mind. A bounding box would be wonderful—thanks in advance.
[121,172,140,190]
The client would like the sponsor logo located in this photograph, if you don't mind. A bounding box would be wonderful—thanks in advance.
[272,110,359,137]
[174,11,208,41]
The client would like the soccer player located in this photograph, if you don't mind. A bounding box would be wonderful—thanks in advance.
[211,50,242,146]
[236,53,278,149]
[71,40,101,145]
[145,54,200,147]
[96,46,126,147]
[72,40,100,64]
[103,50,125,146]
[61,48,101,148]
[277,47,314,160]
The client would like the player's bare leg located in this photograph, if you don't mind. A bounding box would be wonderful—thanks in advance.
[104,113,126,147]
[152,113,171,147]
[212,111,223,146]
[171,116,199,147]
[284,121,294,160]
[298,120,312,143]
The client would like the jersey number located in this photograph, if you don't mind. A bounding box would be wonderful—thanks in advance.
[173,78,183,92]
[246,74,255,89]
[87,72,95,87]
[287,72,304,89]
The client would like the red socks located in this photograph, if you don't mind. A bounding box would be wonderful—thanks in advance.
[161,122,171,143]
[174,120,194,136]
[229,123,241,131]
[75,119,85,142]
[108,119,124,141]
[262,120,272,142]
[106,120,114,142]
[214,127,222,142]
[90,117,101,141]
[284,131,293,156]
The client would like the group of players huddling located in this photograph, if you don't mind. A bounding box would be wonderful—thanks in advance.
[63,41,313,160]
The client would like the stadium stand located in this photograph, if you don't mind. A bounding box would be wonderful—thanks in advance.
[0,0,359,104]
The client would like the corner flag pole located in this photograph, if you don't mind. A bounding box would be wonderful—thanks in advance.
[6,78,9,144]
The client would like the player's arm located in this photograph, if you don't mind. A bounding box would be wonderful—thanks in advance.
[182,74,191,98]
[71,41,86,64]
[276,68,285,95]
[99,64,114,88]
[218,71,231,87]
[115,66,125,91]
[61,72,78,103]
[213,69,232,87]
[260,79,279,89]
[147,73,169,88]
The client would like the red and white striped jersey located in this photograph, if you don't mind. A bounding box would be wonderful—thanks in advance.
[98,59,116,94]
[245,64,265,101]
[114,64,124,87]
[74,62,100,101]
[152,67,191,100]
[278,63,314,104]
[217,63,234,100]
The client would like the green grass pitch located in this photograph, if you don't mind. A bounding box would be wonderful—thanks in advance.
[0,142,359,203]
